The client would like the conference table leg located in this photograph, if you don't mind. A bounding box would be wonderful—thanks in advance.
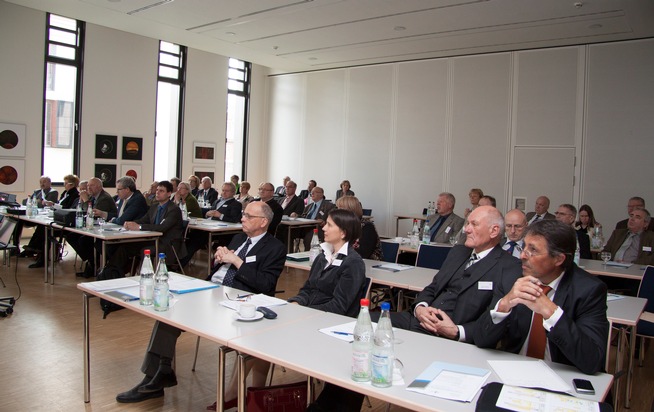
[217,346,234,412]
[83,292,91,402]
[237,352,251,412]
[626,325,636,408]
[43,226,49,283]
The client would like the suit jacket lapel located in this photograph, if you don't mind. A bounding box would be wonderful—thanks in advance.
[245,234,269,257]
[434,246,471,290]
[459,246,502,289]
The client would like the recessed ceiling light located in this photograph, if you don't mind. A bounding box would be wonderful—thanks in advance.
[394,26,406,31]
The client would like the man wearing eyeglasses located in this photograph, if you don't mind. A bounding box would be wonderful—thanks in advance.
[116,201,286,404]
[502,209,527,259]
[474,219,608,374]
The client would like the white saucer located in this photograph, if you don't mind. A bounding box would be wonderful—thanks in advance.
[234,311,264,322]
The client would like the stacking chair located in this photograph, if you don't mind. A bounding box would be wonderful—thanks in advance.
[416,243,451,270]
[636,266,654,366]
[170,220,190,276]
[0,216,18,287]
[380,240,400,263]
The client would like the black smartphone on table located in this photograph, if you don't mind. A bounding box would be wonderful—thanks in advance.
[573,378,595,395]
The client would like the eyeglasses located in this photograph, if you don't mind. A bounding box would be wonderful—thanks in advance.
[242,212,265,220]
[521,246,545,258]
[225,293,252,302]
[554,212,573,217]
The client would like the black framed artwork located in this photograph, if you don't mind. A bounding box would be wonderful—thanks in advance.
[122,136,143,161]
[95,164,117,188]
[194,168,215,183]
[95,134,117,159]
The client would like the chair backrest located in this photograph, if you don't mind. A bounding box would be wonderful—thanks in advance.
[380,240,400,263]
[416,243,451,270]
[0,217,17,246]
[637,266,654,337]
[638,266,654,314]
[362,208,372,216]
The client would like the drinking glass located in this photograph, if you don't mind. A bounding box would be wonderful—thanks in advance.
[449,235,457,246]
[600,251,611,266]
[97,217,106,232]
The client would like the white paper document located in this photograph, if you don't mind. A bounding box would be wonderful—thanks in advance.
[607,293,626,302]
[220,294,288,311]
[488,360,572,393]
[319,321,357,342]
[496,385,600,412]
[81,277,139,291]
[406,361,490,402]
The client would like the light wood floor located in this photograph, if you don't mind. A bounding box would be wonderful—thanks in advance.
[0,234,652,412]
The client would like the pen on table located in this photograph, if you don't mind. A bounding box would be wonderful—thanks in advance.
[237,293,253,299]
[331,331,353,336]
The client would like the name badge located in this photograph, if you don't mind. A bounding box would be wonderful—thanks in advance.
[445,226,452,234]
[644,246,652,252]
[478,281,493,290]
[319,211,325,216]
[246,256,256,263]
[332,259,343,266]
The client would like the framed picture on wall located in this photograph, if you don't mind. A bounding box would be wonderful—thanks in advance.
[193,142,216,163]
[95,164,117,188]
[122,136,143,161]
[0,158,25,192]
[0,122,27,158]
[194,168,215,183]
[95,134,117,159]
[120,164,142,183]
[513,196,526,212]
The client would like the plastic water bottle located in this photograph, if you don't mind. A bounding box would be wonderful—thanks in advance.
[75,202,84,228]
[372,302,395,388]
[422,220,431,244]
[139,249,155,306]
[352,298,373,382]
[153,253,169,311]
[309,229,321,263]
[411,219,420,237]
[85,201,94,229]
[180,201,188,221]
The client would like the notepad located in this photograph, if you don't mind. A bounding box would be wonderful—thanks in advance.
[287,252,311,261]
[104,289,139,301]
[407,361,490,402]
[372,263,414,272]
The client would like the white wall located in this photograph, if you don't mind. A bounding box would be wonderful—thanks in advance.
[266,39,654,237]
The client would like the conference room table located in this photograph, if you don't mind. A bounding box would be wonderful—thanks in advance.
[78,276,612,412]
[10,211,162,284]
[579,258,645,281]
[187,219,243,277]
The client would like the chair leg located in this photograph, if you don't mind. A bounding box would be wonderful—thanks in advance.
[192,336,201,371]
[268,364,275,386]
[640,336,645,367]
[364,395,372,408]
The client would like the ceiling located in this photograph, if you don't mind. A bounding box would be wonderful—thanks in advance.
[7,0,654,74]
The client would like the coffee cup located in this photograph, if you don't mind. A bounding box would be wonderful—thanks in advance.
[239,303,256,318]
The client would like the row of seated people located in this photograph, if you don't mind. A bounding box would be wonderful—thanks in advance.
[273,176,355,202]
[113,203,608,411]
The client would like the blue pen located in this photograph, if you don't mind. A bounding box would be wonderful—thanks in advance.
[332,331,353,336]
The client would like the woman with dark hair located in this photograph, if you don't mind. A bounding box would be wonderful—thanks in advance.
[575,204,601,259]
[208,209,367,411]
[335,180,354,200]
[336,195,382,260]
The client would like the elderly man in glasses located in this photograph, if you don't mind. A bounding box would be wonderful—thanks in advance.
[116,201,286,404]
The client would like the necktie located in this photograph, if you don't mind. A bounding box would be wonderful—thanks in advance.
[223,238,252,287]
[118,198,128,217]
[526,285,553,359]
[307,203,317,219]
[430,216,445,242]
[506,241,517,255]
[154,205,165,224]
[465,253,479,269]
[615,232,638,262]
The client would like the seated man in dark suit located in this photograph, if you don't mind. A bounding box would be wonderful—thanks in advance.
[14,175,60,251]
[105,176,149,225]
[103,180,184,275]
[291,186,335,251]
[615,196,654,232]
[474,219,609,375]
[425,192,465,244]
[196,176,218,207]
[388,206,522,341]
[526,195,556,224]
[180,182,243,266]
[255,182,283,236]
[116,201,286,404]
[60,177,118,275]
[275,180,306,250]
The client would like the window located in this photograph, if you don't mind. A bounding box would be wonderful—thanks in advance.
[42,14,84,181]
[225,58,251,182]
[154,41,186,181]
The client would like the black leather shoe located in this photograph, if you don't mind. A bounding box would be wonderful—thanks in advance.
[116,376,163,403]
[28,260,44,269]
[138,369,177,393]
